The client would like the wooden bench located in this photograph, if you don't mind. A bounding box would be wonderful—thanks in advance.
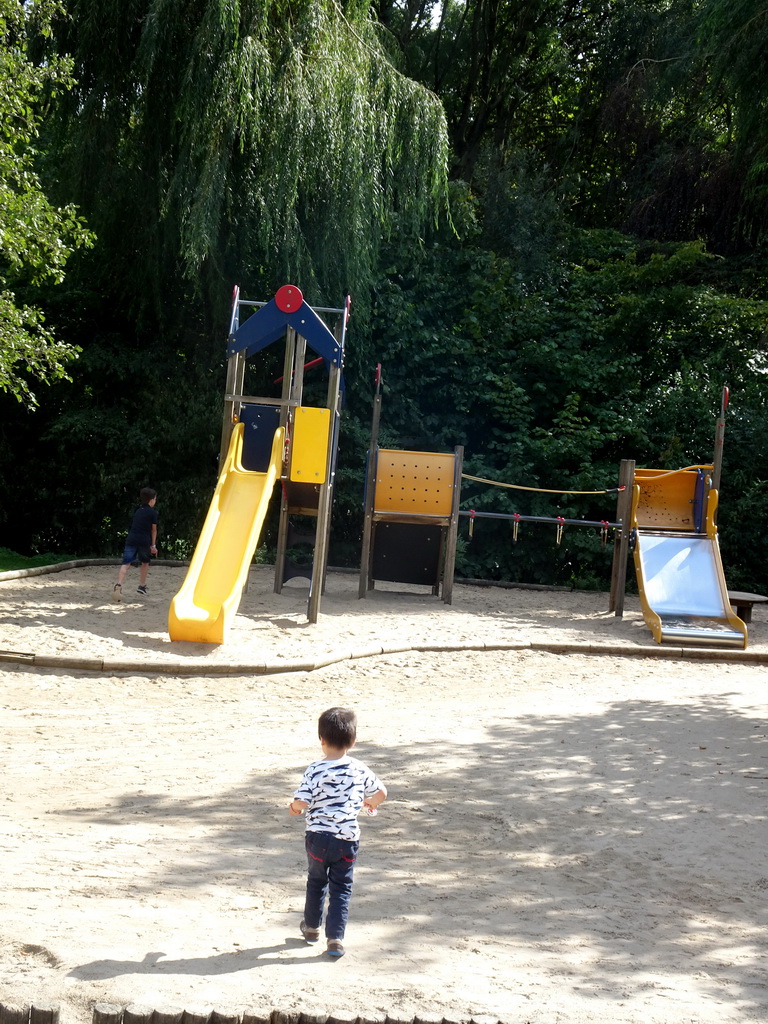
[728,591,768,624]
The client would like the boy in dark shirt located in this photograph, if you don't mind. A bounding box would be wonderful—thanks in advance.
[112,488,158,602]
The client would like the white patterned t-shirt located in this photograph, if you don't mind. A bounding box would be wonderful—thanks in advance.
[294,755,383,841]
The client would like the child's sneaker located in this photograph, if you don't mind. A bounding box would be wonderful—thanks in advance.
[300,921,320,943]
[326,939,345,957]
[112,584,122,603]
[136,585,148,596]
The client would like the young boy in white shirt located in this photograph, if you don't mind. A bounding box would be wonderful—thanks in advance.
[289,707,387,957]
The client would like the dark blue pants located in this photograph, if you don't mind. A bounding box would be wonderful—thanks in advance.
[303,830,359,940]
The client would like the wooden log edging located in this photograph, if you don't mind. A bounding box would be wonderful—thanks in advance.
[1,1005,502,1024]
[0,559,189,583]
[0,1003,60,1024]
[2,637,768,677]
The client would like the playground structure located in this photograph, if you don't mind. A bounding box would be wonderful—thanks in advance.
[627,464,747,647]
[604,387,746,647]
[455,466,747,648]
[168,284,349,643]
[444,389,748,648]
[358,366,463,602]
[357,371,748,648]
[169,306,748,652]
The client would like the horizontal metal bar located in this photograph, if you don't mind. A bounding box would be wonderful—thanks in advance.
[224,394,300,407]
[237,299,345,314]
[459,510,620,529]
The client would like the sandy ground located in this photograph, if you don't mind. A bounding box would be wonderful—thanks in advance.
[1,564,767,1024]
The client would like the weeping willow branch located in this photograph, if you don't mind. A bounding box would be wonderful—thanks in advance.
[52,0,450,305]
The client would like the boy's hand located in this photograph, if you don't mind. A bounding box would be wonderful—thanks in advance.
[289,799,308,816]
[363,788,387,814]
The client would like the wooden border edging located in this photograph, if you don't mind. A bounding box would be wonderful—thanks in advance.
[0,1003,60,1024]
[0,559,188,583]
[1,1004,502,1024]
[1,638,768,677]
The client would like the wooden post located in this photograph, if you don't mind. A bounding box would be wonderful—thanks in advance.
[220,288,244,467]
[209,1010,241,1024]
[219,352,242,467]
[0,1004,28,1024]
[359,368,383,599]
[92,1004,122,1024]
[123,1007,153,1024]
[319,319,347,597]
[712,384,729,494]
[357,447,377,599]
[609,459,635,617]
[274,326,298,594]
[441,445,464,605]
[152,1010,184,1024]
[307,358,342,623]
[289,328,305,410]
[30,1005,59,1024]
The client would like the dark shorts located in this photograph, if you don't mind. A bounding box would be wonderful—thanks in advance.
[122,543,151,565]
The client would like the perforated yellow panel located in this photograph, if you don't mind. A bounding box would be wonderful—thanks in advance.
[290,406,330,483]
[634,468,703,531]
[373,449,456,516]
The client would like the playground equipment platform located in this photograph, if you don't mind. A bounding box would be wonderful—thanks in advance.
[168,285,348,643]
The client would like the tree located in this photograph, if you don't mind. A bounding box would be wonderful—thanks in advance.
[0,0,451,558]
[49,0,450,311]
[359,196,768,589]
[0,0,92,406]
[696,0,768,242]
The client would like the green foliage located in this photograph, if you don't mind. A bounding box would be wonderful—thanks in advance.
[4,0,768,606]
[351,207,768,589]
[0,0,451,559]
[0,0,93,405]
[0,546,77,571]
[51,0,449,310]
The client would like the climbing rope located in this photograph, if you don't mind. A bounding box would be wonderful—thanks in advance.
[636,464,714,480]
[461,473,625,495]
[462,463,714,495]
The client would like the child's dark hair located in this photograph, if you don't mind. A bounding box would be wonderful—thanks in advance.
[140,487,157,504]
[318,707,357,749]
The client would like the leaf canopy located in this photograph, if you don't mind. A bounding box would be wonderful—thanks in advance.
[52,0,450,306]
[0,0,92,405]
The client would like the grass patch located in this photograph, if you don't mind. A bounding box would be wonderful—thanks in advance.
[0,548,79,572]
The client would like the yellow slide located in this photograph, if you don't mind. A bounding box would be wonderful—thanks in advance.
[168,423,284,644]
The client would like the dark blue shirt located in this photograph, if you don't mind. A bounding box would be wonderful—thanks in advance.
[126,504,158,546]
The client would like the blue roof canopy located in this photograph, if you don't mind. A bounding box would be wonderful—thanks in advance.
[227,297,342,365]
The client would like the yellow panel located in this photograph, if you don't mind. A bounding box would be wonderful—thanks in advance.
[290,406,330,483]
[633,468,703,531]
[374,449,456,516]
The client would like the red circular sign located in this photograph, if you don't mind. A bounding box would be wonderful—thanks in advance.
[275,284,303,313]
